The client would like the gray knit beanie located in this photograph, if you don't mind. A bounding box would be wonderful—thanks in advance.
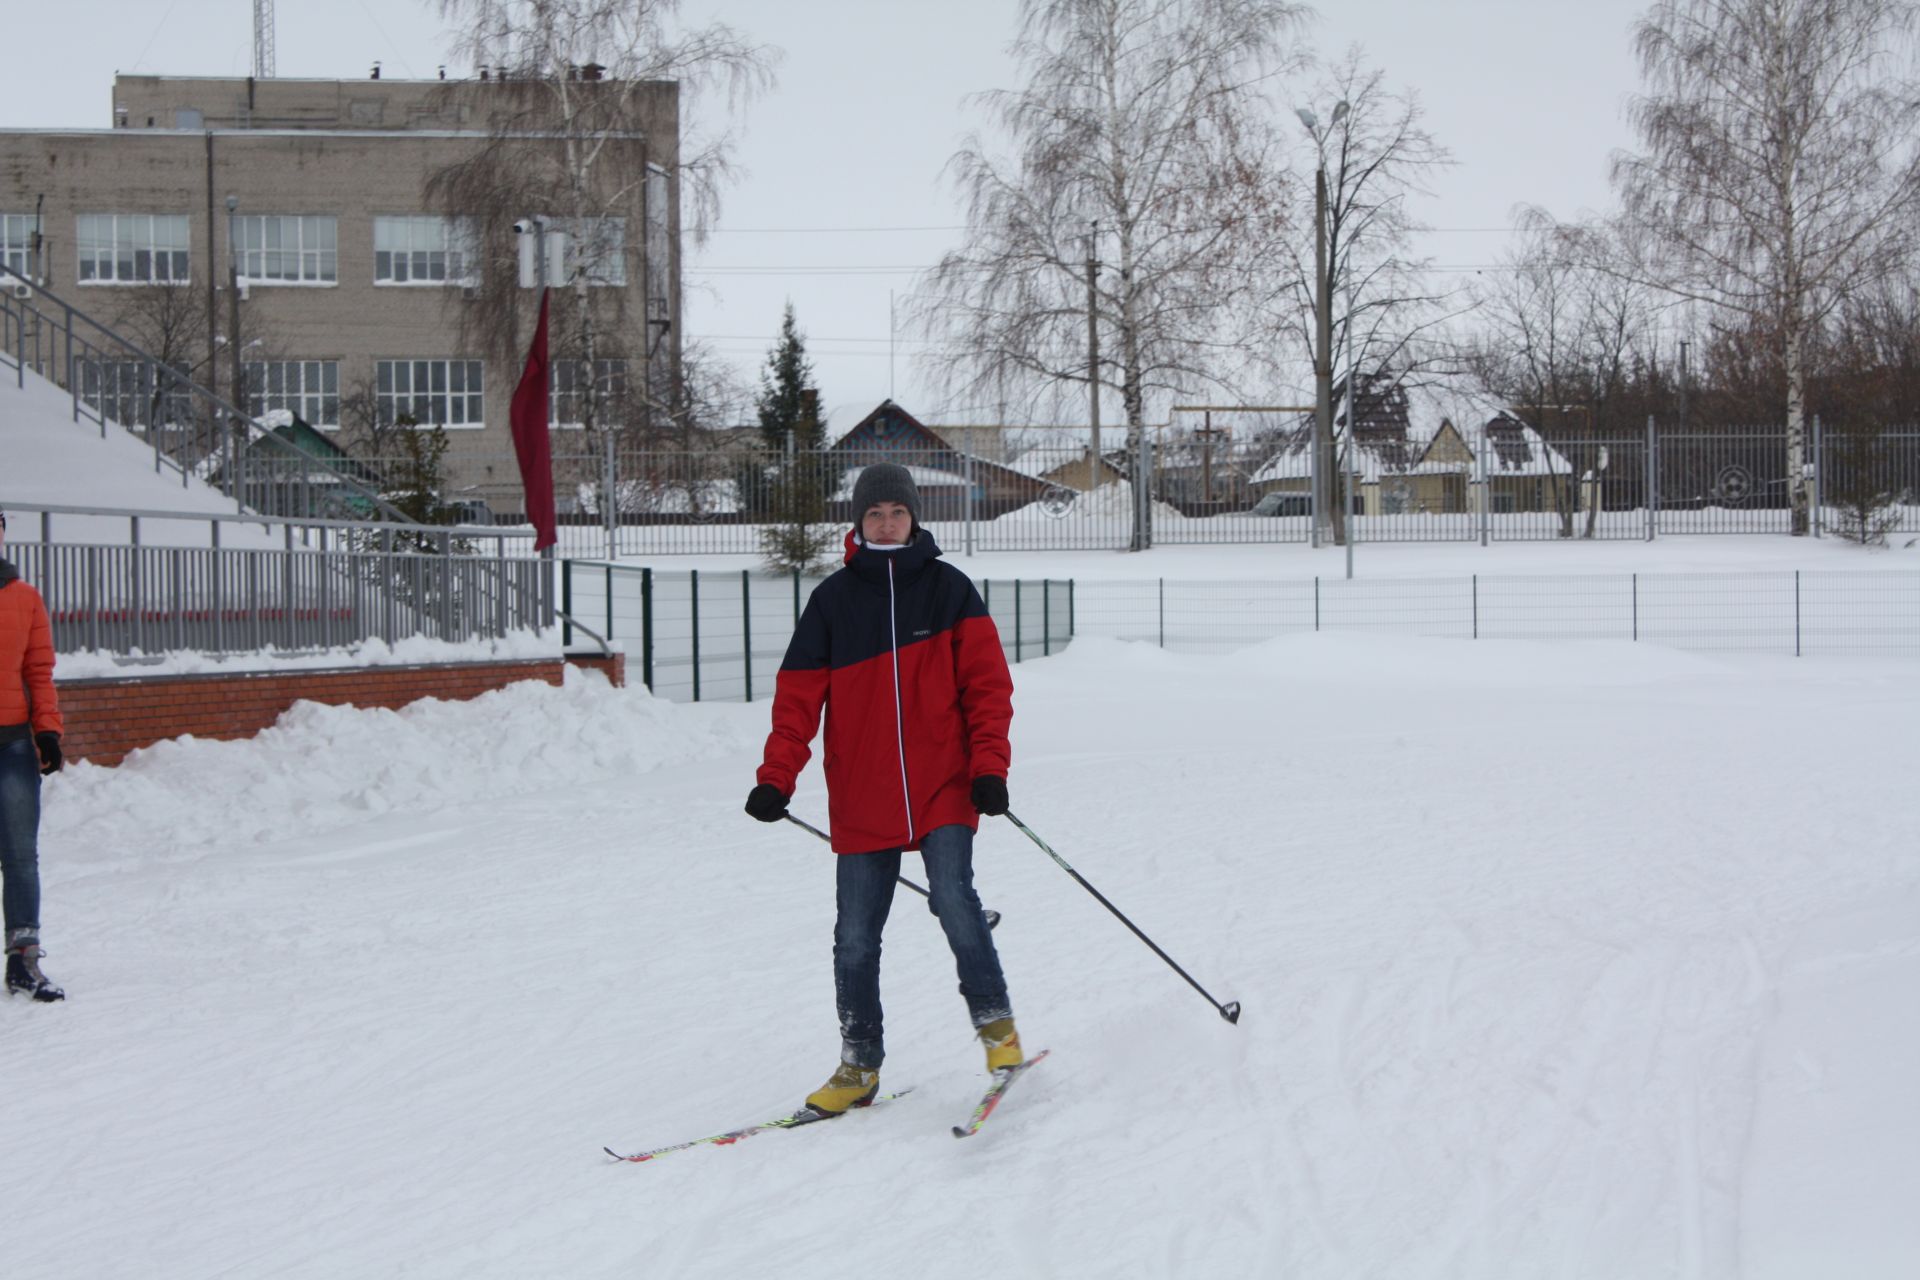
[850,462,921,528]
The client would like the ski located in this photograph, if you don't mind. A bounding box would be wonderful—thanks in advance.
[951,1049,1049,1139]
[604,1089,913,1164]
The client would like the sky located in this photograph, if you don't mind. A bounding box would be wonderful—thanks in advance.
[1,0,1652,426]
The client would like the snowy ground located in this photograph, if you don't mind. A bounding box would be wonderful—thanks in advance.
[8,635,1919,1278]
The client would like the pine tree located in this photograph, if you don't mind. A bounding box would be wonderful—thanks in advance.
[758,303,821,452]
[756,304,837,572]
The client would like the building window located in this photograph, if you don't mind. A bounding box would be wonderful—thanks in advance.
[517,217,626,288]
[80,360,192,426]
[76,213,191,284]
[233,216,337,284]
[246,360,340,427]
[375,359,485,427]
[550,358,628,427]
[373,216,474,285]
[1,213,33,278]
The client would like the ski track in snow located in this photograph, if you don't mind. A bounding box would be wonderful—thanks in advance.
[4,638,1917,1277]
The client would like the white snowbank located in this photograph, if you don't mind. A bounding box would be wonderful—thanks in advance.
[6,632,1917,1278]
[52,629,571,680]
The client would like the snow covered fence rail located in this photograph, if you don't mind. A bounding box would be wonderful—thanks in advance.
[561,562,1073,701]
[1069,570,1920,659]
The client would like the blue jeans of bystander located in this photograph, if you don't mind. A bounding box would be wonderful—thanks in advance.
[0,734,43,941]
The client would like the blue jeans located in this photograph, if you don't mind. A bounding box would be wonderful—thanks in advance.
[0,736,42,941]
[833,823,1011,1068]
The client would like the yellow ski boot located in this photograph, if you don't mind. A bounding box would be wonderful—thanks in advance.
[978,1017,1024,1073]
[805,1063,879,1115]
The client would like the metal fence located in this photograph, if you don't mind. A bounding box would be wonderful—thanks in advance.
[1,502,554,657]
[1068,570,1920,659]
[385,428,1920,556]
[560,562,1074,701]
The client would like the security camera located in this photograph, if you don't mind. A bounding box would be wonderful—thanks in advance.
[512,218,533,234]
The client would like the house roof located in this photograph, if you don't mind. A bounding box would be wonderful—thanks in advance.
[1250,374,1572,484]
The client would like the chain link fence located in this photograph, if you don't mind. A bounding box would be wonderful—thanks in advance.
[1067,570,1920,659]
[382,427,1920,556]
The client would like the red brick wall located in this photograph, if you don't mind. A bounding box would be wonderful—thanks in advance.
[54,656,622,767]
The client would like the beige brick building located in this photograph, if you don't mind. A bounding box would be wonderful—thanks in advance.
[0,73,681,506]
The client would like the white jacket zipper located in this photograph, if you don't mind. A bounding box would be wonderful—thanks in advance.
[886,557,914,845]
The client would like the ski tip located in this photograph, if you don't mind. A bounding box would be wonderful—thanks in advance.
[1221,1001,1242,1025]
[951,1125,971,1139]
[985,909,1003,930]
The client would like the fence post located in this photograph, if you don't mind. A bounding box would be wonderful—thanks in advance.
[964,446,976,556]
[1013,578,1023,663]
[1068,579,1076,638]
[641,567,654,692]
[793,569,801,625]
[604,563,614,641]
[562,561,574,647]
[1645,416,1657,541]
[742,568,753,701]
[1632,573,1638,642]
[1043,580,1051,657]
[1472,574,1478,640]
[603,430,618,562]
[1158,578,1165,649]
[1812,416,1823,538]
[1314,576,1321,632]
[1795,570,1802,657]
[1478,429,1490,547]
[690,568,701,702]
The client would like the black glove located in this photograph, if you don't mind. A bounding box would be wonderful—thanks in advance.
[745,782,789,823]
[33,732,62,776]
[970,775,1008,817]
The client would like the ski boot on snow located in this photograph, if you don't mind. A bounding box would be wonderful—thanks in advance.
[978,1016,1023,1072]
[6,941,64,1003]
[804,1063,879,1115]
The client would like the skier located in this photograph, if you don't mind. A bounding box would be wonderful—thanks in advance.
[746,463,1023,1113]
[0,507,66,1002]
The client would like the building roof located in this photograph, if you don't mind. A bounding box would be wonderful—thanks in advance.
[1251,374,1572,484]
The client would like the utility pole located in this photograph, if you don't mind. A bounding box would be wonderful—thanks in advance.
[1084,223,1103,493]
[1194,411,1228,513]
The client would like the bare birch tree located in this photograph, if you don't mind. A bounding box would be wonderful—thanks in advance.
[1611,0,1920,533]
[911,0,1310,550]
[428,0,775,439]
[1466,213,1664,536]
[1264,47,1454,544]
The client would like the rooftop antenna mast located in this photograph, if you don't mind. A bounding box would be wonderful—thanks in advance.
[253,0,276,79]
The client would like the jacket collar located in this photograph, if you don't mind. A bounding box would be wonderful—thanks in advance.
[843,527,943,586]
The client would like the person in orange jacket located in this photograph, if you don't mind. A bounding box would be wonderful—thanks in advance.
[0,507,65,1001]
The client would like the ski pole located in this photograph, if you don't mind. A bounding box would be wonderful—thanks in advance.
[1003,809,1241,1025]
[784,814,1002,930]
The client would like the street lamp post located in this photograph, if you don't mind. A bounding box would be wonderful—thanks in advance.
[1296,102,1348,549]
[226,195,244,416]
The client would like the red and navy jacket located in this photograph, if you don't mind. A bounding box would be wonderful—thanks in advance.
[757,528,1013,853]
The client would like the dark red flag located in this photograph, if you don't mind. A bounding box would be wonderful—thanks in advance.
[509,288,558,551]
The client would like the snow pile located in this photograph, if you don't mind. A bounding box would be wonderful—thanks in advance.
[45,667,756,864]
